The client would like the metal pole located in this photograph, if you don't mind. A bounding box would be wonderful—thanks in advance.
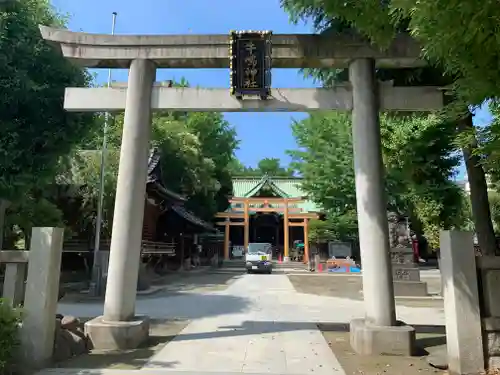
[90,11,117,297]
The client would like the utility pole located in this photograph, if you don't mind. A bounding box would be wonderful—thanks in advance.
[90,11,118,297]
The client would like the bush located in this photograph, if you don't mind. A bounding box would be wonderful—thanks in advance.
[0,299,22,375]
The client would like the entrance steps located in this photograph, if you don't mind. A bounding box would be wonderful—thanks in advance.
[273,261,308,270]
[221,259,246,268]
[221,259,309,273]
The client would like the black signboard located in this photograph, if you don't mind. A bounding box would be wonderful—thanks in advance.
[229,30,272,99]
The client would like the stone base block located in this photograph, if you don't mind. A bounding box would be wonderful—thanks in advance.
[393,281,428,297]
[350,318,416,356]
[283,256,290,263]
[84,315,150,350]
[392,267,421,281]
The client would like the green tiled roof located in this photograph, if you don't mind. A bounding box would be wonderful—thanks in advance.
[231,175,321,213]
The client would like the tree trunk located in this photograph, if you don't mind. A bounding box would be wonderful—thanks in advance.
[0,199,10,250]
[458,114,497,255]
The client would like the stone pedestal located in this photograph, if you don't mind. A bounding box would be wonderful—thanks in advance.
[210,254,219,268]
[393,281,428,297]
[283,256,290,263]
[85,315,150,350]
[137,263,151,291]
[314,254,321,271]
[350,319,416,356]
[391,247,428,296]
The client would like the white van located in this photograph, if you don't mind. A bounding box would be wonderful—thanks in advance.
[245,243,273,274]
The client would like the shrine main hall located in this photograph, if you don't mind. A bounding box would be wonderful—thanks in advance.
[215,175,322,262]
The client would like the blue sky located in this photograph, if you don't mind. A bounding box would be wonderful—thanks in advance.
[51,0,491,179]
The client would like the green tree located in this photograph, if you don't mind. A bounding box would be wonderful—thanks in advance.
[231,158,294,177]
[289,112,466,248]
[281,0,498,254]
[0,0,96,201]
[69,103,239,229]
[0,0,98,245]
[183,113,239,217]
[58,150,121,240]
[257,158,294,177]
[280,0,500,106]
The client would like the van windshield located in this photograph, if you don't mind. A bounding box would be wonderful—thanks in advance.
[248,243,272,254]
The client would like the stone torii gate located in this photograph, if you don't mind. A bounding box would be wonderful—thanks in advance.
[40,26,442,355]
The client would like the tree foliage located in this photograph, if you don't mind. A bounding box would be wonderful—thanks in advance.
[0,0,97,201]
[230,157,294,177]
[0,0,99,246]
[63,102,240,236]
[281,0,499,253]
[289,112,466,247]
[281,0,500,106]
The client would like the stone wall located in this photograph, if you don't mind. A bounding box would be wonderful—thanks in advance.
[477,256,500,369]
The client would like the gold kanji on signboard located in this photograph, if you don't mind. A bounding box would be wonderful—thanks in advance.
[229,30,272,99]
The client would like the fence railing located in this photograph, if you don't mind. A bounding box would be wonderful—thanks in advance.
[0,250,29,307]
[61,239,177,255]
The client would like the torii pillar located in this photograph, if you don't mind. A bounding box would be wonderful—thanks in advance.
[85,59,156,349]
[348,58,416,356]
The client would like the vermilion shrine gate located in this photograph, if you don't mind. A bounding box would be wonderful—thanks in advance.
[216,197,318,260]
[40,25,443,357]
[215,175,321,262]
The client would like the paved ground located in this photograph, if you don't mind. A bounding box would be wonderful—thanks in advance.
[288,273,443,308]
[50,271,444,375]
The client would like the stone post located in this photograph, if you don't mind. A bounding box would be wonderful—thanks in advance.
[20,227,64,369]
[85,59,155,350]
[440,231,484,374]
[3,262,27,307]
[348,58,415,356]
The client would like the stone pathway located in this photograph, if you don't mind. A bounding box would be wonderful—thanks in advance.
[144,274,345,374]
[49,273,444,375]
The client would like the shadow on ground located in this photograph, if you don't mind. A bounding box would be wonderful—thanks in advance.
[58,292,250,320]
[318,323,447,375]
[318,322,446,354]
[164,319,445,375]
[166,319,445,349]
[145,270,245,296]
[54,319,446,372]
[55,319,187,370]
[60,270,244,303]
